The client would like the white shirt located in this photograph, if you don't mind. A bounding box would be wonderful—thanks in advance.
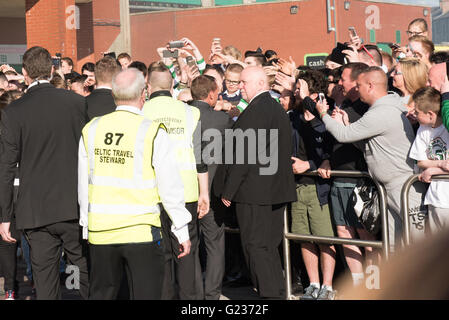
[409,124,449,208]
[248,90,269,105]
[95,85,112,90]
[78,105,191,243]
[27,80,50,90]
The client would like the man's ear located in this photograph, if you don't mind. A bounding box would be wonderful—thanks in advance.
[22,67,32,85]
[207,90,215,102]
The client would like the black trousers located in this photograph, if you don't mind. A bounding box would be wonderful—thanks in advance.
[24,220,89,300]
[0,240,17,292]
[161,202,203,300]
[0,218,18,292]
[199,194,225,300]
[235,202,286,299]
[89,240,164,300]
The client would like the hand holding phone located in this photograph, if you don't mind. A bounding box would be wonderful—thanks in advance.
[318,93,325,104]
[348,27,357,38]
[163,49,178,58]
[186,55,196,68]
[211,38,222,54]
[52,57,61,68]
[169,41,185,49]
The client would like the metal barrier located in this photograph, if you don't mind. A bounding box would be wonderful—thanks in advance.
[282,170,389,300]
[222,170,389,300]
[401,173,449,246]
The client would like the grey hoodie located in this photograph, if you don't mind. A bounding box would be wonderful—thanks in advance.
[322,93,415,187]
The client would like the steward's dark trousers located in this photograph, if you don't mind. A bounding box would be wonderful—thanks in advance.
[24,220,89,300]
[0,240,17,292]
[161,202,203,300]
[235,202,286,299]
[89,240,164,300]
[199,194,225,300]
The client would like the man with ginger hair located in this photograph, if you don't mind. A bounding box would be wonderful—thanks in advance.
[316,67,427,252]
[214,66,296,299]
[86,56,121,120]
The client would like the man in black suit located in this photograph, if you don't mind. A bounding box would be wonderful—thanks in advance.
[214,66,297,299]
[190,75,234,300]
[86,56,121,120]
[0,46,89,300]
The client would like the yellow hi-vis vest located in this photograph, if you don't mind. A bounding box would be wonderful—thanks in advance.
[82,110,164,245]
[143,96,199,202]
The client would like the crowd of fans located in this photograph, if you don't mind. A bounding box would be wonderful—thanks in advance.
[0,17,448,300]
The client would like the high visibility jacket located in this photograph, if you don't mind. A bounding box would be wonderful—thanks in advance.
[143,94,200,202]
[82,110,165,245]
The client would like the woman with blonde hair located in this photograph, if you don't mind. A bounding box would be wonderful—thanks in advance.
[392,57,428,105]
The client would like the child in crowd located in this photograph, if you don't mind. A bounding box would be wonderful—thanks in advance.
[409,86,449,234]
[221,63,243,106]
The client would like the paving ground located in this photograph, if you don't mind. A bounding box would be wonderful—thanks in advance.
[2,265,307,300]
[1,256,277,300]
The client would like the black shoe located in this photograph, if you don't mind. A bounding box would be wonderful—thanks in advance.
[291,280,304,294]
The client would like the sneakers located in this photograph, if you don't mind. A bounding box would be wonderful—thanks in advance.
[300,285,337,300]
[5,290,15,300]
[317,286,337,300]
[300,285,320,300]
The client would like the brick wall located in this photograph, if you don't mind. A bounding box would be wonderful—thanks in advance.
[92,0,121,62]
[129,0,431,66]
[23,0,431,71]
[25,0,77,59]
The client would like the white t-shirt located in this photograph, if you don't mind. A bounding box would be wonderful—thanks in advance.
[409,124,449,208]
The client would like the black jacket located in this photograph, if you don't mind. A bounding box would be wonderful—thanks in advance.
[0,83,87,229]
[329,98,369,184]
[213,91,297,205]
[86,88,116,121]
[190,100,234,191]
[290,107,332,206]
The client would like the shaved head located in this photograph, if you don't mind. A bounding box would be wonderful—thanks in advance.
[356,66,388,105]
[239,66,269,101]
[148,69,173,93]
[427,62,446,90]
[244,66,269,85]
[364,67,388,91]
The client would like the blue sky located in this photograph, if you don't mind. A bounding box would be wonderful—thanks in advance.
[383,0,439,6]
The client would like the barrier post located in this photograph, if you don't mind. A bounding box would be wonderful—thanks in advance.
[401,174,449,246]
[283,170,388,300]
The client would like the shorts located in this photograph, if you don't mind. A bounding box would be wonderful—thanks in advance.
[330,183,363,229]
[290,184,334,237]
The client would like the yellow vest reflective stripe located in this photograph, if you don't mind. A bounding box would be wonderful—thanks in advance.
[143,97,199,202]
[83,111,163,245]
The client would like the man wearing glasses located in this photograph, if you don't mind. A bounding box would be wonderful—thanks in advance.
[406,18,429,39]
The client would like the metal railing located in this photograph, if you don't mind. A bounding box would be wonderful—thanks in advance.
[401,173,449,246]
[222,170,389,300]
[282,170,388,300]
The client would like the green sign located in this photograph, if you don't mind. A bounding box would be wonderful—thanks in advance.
[304,53,328,69]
